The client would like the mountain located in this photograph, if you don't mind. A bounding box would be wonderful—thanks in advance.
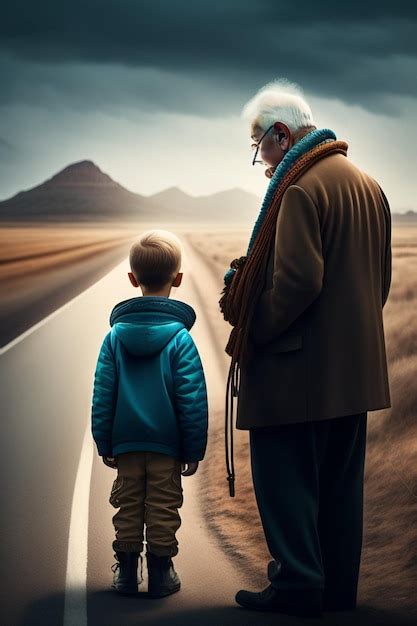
[5,159,410,226]
[150,186,261,221]
[193,187,261,218]
[0,160,164,222]
[43,160,118,187]
[391,210,417,223]
[149,186,196,214]
[0,161,261,223]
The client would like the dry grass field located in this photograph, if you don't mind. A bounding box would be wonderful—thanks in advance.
[187,225,417,612]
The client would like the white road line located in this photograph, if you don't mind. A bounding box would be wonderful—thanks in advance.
[63,421,94,626]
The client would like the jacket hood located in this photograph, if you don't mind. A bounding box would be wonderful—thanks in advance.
[109,296,196,357]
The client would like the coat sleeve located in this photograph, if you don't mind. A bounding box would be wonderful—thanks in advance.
[250,185,324,347]
[172,330,208,463]
[379,185,392,309]
[91,332,117,456]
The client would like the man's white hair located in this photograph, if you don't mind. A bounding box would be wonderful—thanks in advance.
[241,78,315,132]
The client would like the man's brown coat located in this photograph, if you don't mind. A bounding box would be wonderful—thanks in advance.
[237,152,392,429]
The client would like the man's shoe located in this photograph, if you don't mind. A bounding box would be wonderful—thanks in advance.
[235,584,323,618]
[111,550,142,595]
[146,551,181,598]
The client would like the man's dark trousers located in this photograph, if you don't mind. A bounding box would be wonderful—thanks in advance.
[249,411,367,607]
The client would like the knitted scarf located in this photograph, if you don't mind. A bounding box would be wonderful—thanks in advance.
[218,128,349,497]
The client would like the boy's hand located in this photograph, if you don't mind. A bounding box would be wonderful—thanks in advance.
[181,461,199,476]
[102,455,117,469]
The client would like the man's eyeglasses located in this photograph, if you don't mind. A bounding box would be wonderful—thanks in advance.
[250,124,274,165]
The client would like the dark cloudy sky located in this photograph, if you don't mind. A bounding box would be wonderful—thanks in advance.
[1,1,416,210]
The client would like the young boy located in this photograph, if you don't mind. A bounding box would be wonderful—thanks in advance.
[91,229,209,597]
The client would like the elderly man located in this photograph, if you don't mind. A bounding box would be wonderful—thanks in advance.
[220,80,392,619]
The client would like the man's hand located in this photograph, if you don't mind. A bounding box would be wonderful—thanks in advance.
[102,455,117,469]
[181,461,199,476]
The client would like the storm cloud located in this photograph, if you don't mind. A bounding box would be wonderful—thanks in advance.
[0,2,415,209]
[1,1,416,116]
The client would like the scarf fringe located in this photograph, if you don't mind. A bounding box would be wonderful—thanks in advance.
[225,325,245,497]
[225,352,241,497]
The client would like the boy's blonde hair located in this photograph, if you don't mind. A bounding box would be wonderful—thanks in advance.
[129,229,182,290]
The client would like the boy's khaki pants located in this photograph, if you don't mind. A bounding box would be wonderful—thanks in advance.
[109,451,183,557]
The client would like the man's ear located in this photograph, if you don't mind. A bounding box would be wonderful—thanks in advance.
[172,272,183,287]
[128,272,139,287]
[273,121,291,149]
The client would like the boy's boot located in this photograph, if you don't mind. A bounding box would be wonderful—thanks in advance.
[111,550,143,595]
[146,551,181,598]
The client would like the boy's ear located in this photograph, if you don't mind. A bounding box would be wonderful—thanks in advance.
[172,272,183,287]
[128,272,139,287]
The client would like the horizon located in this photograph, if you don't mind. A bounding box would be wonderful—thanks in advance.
[1,157,415,216]
[0,158,262,202]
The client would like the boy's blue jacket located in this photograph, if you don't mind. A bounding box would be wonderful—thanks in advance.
[91,296,208,463]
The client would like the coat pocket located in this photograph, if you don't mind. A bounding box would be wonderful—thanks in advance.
[109,476,124,508]
[264,333,303,353]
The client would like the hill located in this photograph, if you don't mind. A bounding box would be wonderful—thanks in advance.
[0,161,261,223]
